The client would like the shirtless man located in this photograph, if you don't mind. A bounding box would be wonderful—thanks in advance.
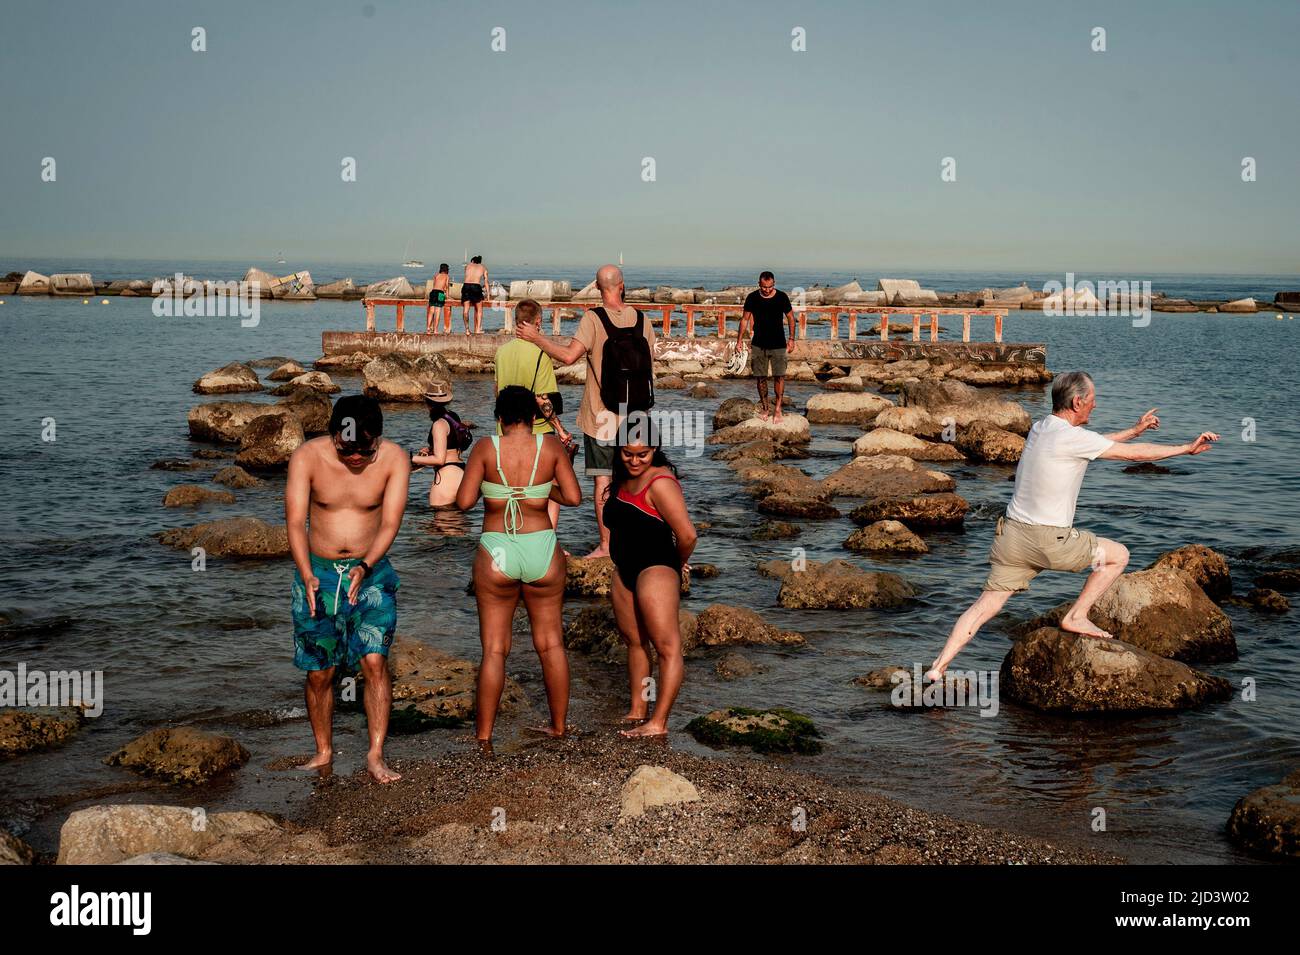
[462,255,489,334]
[427,263,451,334]
[924,371,1218,681]
[286,394,410,783]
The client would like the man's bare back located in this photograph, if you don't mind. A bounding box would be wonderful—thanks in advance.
[464,262,487,286]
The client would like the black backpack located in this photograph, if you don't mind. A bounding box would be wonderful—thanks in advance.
[591,307,655,414]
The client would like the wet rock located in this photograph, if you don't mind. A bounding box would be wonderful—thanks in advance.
[162,484,237,508]
[1123,462,1174,475]
[873,405,943,439]
[852,428,965,462]
[188,400,270,443]
[849,492,970,530]
[688,382,718,399]
[686,707,822,754]
[757,493,839,519]
[212,465,261,489]
[193,362,263,395]
[106,727,249,784]
[0,708,84,758]
[708,414,811,446]
[656,373,688,390]
[776,559,915,610]
[157,517,290,559]
[269,371,341,396]
[150,458,203,471]
[276,389,332,435]
[0,830,34,865]
[619,765,701,818]
[821,456,955,498]
[565,556,614,597]
[825,375,865,392]
[1244,588,1289,612]
[362,354,454,402]
[267,360,306,381]
[1148,544,1231,601]
[388,637,522,720]
[1000,627,1233,713]
[900,379,1031,434]
[944,363,1053,387]
[695,604,806,648]
[736,462,825,500]
[715,438,808,463]
[192,448,229,460]
[1227,768,1300,858]
[714,651,766,681]
[689,563,720,579]
[853,664,913,689]
[235,411,304,470]
[1255,569,1300,592]
[804,392,894,425]
[844,520,930,555]
[1016,567,1236,664]
[314,351,375,371]
[249,356,296,369]
[564,605,699,662]
[56,805,283,865]
[955,420,1024,464]
[753,520,801,540]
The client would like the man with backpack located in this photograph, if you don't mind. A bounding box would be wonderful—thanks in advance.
[516,264,655,558]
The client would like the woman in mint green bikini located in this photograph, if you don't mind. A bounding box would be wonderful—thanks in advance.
[456,386,582,743]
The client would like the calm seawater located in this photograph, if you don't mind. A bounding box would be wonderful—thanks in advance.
[2,259,1298,863]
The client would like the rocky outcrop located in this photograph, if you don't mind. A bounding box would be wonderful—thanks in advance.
[212,465,261,489]
[1000,627,1233,713]
[564,605,699,662]
[1148,545,1231,601]
[1255,569,1300,592]
[162,485,237,508]
[362,354,453,402]
[105,727,249,784]
[1016,567,1236,664]
[1241,588,1289,612]
[900,379,1031,435]
[955,420,1024,464]
[715,651,766,681]
[188,391,330,443]
[820,456,955,498]
[873,405,943,439]
[695,604,806,648]
[157,517,290,559]
[235,411,304,470]
[686,707,822,754]
[688,382,718,399]
[314,351,375,371]
[824,375,864,393]
[269,371,340,396]
[945,363,1053,387]
[387,637,523,720]
[708,415,811,446]
[853,664,913,689]
[193,362,263,395]
[56,805,284,865]
[619,765,701,818]
[753,520,801,540]
[0,830,34,865]
[844,520,930,555]
[804,392,894,425]
[267,360,306,381]
[0,708,84,758]
[852,428,964,462]
[849,492,969,530]
[1227,769,1300,859]
[770,559,915,610]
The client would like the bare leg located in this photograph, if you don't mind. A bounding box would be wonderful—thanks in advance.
[442,305,451,334]
[474,303,483,335]
[611,572,651,721]
[584,474,611,558]
[300,666,335,769]
[1060,538,1129,638]
[925,589,1016,681]
[463,303,473,335]
[520,546,570,735]
[359,653,400,783]
[755,375,770,419]
[473,546,519,741]
[426,306,435,334]
[621,566,684,737]
[773,375,785,421]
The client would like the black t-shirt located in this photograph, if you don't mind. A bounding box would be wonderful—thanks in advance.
[744,289,792,349]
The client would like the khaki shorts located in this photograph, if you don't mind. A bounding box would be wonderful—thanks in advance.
[984,516,1100,592]
[750,346,788,379]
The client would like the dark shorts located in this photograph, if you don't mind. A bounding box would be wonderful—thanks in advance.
[583,433,617,477]
[292,554,399,672]
[429,289,446,307]
[751,346,788,378]
[461,282,484,304]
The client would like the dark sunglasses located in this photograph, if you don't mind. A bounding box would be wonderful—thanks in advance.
[335,439,379,458]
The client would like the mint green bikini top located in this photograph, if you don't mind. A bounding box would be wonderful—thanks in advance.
[482,434,553,535]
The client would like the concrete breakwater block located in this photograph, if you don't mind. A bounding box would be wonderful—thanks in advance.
[18,270,50,294]
[50,273,94,296]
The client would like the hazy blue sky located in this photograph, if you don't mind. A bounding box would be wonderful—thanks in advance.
[2,0,1297,273]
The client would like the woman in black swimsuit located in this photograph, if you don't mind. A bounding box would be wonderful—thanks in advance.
[602,440,697,738]
[411,382,473,507]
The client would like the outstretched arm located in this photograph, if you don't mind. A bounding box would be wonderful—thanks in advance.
[1105,408,1159,443]
[1099,431,1219,462]
[517,321,587,366]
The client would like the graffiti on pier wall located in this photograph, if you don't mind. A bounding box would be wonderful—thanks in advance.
[653,339,734,364]
[827,341,1047,365]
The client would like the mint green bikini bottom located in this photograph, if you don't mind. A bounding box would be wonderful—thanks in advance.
[480,529,558,583]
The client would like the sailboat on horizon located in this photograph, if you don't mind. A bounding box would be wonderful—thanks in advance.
[401,239,423,270]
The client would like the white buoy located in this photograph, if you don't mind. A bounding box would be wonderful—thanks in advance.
[82,298,89,304]
[101,299,109,304]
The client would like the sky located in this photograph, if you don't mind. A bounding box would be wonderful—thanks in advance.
[2,0,1297,274]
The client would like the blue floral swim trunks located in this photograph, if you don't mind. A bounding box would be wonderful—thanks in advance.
[292,553,399,672]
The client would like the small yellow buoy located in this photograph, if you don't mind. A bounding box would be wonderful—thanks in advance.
[82,298,89,304]
[101,299,109,304]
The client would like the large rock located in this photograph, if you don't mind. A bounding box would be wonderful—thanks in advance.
[1218,298,1257,313]
[1255,569,1300,592]
[56,805,283,865]
[873,405,943,439]
[1227,769,1300,859]
[270,372,340,397]
[267,360,306,381]
[852,428,964,461]
[362,353,454,402]
[1016,567,1236,664]
[387,637,523,720]
[619,765,701,818]
[900,379,1031,434]
[50,272,95,296]
[0,709,84,757]
[157,517,290,558]
[188,400,269,442]
[945,363,1053,387]
[562,555,690,597]
[695,604,806,648]
[0,830,34,865]
[844,520,929,555]
[1001,627,1233,713]
[756,493,839,519]
[776,559,915,610]
[849,492,969,530]
[212,465,261,489]
[106,727,249,784]
[162,484,237,508]
[1148,545,1231,601]
[955,420,1025,464]
[820,456,955,498]
[276,389,332,434]
[709,415,811,446]
[193,362,263,395]
[235,412,304,470]
[804,392,894,425]
[564,605,699,662]
[686,707,822,754]
[314,351,375,371]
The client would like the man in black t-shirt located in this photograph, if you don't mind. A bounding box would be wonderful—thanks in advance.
[739,271,796,421]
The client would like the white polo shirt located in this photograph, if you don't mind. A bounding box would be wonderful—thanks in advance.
[1005,415,1113,528]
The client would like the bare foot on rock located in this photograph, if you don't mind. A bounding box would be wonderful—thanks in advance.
[1059,614,1113,640]
[366,753,402,783]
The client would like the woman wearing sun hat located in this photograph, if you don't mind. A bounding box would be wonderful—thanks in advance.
[411,380,474,507]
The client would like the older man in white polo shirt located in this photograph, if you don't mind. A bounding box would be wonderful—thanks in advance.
[924,371,1219,681]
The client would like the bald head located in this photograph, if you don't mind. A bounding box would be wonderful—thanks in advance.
[595,264,624,292]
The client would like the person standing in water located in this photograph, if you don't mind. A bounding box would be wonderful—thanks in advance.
[456,386,582,743]
[285,395,410,783]
[411,381,473,508]
[737,271,796,422]
[462,254,489,334]
[427,264,451,334]
[603,433,696,738]
[923,371,1219,682]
